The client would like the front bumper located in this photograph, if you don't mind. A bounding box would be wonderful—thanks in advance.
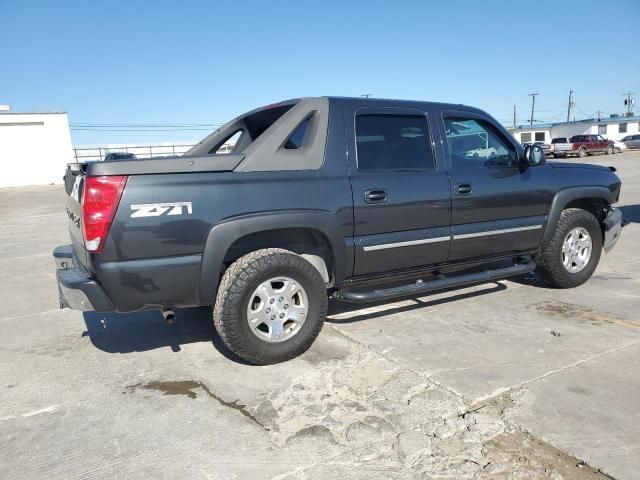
[602,208,624,253]
[54,245,114,312]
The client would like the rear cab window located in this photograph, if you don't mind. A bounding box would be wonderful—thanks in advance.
[355,114,435,171]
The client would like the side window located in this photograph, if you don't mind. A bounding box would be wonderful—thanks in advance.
[284,117,310,149]
[444,117,517,168]
[210,130,243,154]
[355,114,434,171]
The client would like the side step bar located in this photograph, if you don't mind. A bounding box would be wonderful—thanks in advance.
[333,260,536,303]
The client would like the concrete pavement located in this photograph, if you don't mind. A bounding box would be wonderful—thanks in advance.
[1,152,639,479]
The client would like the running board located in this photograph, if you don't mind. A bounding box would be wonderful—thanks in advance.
[333,260,536,303]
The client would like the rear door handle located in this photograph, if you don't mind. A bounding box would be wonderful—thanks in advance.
[454,183,473,196]
[364,189,388,204]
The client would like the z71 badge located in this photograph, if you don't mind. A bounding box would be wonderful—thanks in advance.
[130,202,193,218]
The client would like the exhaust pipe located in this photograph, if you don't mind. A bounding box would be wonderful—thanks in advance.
[162,309,176,325]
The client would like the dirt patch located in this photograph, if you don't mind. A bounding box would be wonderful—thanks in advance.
[484,430,612,479]
[533,300,639,330]
[124,380,268,430]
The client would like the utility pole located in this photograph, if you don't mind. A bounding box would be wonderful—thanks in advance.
[361,93,372,98]
[623,91,635,116]
[513,104,516,128]
[597,110,602,122]
[566,90,574,123]
[528,93,538,127]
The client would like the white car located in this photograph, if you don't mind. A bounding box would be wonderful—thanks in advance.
[611,140,627,153]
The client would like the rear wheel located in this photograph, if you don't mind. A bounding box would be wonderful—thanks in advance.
[535,208,602,288]
[578,147,587,158]
[213,248,327,365]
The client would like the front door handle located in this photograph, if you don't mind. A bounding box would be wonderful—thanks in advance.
[454,183,473,196]
[364,189,388,204]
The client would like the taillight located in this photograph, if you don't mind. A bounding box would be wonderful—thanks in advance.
[81,175,127,253]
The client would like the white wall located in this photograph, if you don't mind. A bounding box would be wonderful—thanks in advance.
[511,119,640,143]
[0,113,74,188]
[549,123,591,140]
[511,128,552,144]
[597,120,640,141]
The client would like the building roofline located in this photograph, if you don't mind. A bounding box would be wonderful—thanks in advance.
[509,115,640,130]
[0,111,67,115]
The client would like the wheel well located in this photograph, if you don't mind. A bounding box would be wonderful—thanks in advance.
[223,228,335,284]
[565,198,608,223]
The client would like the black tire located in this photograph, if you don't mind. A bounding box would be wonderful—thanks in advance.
[213,248,327,365]
[534,208,602,288]
[578,147,587,158]
[606,145,613,155]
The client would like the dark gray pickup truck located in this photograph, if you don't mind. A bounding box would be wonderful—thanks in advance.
[55,97,624,364]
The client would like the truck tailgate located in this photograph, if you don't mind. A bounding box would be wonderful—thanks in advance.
[554,143,573,152]
[63,164,90,269]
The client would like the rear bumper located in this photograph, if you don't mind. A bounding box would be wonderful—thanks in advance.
[54,245,115,312]
[602,208,624,253]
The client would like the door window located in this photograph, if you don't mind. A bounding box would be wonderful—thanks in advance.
[355,114,434,171]
[444,117,517,168]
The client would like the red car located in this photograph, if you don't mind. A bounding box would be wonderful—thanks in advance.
[552,135,614,158]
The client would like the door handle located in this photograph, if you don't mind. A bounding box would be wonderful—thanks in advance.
[454,183,473,196]
[364,189,388,204]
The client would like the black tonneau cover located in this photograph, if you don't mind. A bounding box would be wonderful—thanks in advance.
[85,154,245,176]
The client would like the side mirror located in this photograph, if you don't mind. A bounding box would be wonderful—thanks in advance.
[523,144,546,167]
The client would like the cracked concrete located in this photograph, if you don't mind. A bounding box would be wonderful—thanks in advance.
[1,153,640,479]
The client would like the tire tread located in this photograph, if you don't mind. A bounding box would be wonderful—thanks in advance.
[212,248,327,365]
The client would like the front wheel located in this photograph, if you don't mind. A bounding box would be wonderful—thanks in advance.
[534,208,602,288]
[606,145,614,155]
[213,248,328,365]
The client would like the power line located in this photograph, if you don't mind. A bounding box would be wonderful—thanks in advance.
[69,122,222,128]
[70,127,214,132]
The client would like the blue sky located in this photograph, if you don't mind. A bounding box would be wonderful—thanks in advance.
[2,0,639,145]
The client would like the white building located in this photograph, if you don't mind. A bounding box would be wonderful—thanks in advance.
[0,107,75,188]
[508,115,640,144]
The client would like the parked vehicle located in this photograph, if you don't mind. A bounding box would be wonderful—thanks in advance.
[622,134,640,149]
[104,152,137,161]
[54,97,624,364]
[523,141,551,157]
[552,135,614,158]
[611,140,627,153]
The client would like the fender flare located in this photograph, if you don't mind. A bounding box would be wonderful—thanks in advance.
[198,210,349,305]
[542,186,613,244]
